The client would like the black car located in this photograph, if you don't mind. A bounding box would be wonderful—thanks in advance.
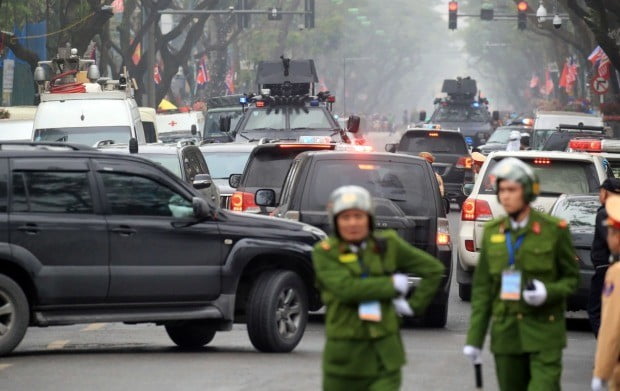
[550,194,600,311]
[0,142,326,356]
[386,129,474,206]
[228,142,337,213]
[263,151,453,327]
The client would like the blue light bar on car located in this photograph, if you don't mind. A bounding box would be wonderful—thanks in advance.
[310,100,320,107]
[240,97,248,104]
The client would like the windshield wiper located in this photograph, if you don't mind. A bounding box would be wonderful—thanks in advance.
[248,128,279,132]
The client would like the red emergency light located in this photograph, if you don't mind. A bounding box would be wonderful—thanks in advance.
[255,101,266,108]
[569,139,602,152]
[517,1,528,12]
[327,95,336,103]
[533,158,551,165]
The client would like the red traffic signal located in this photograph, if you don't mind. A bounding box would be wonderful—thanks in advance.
[517,1,528,12]
[448,1,458,30]
[449,1,458,12]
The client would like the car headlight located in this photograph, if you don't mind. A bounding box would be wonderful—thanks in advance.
[302,225,328,239]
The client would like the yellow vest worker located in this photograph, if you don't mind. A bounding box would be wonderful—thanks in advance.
[592,195,620,391]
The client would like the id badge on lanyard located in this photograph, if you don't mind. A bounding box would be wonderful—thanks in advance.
[500,232,525,302]
[348,250,382,322]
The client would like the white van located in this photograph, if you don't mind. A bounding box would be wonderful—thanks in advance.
[33,91,146,147]
[532,111,604,150]
[156,111,204,143]
[0,119,34,141]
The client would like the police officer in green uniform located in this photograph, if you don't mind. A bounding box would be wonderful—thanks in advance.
[463,158,580,391]
[313,185,444,391]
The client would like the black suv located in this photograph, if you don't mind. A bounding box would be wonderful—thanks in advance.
[260,151,453,327]
[0,143,325,356]
[228,142,337,213]
[386,129,474,207]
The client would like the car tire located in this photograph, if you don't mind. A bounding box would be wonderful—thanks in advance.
[165,321,216,349]
[247,270,308,353]
[0,274,29,356]
[422,296,449,328]
[459,283,472,302]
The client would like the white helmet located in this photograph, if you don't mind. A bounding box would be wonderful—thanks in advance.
[327,186,375,234]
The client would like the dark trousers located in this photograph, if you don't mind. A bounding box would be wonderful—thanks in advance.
[588,267,607,337]
[494,350,562,391]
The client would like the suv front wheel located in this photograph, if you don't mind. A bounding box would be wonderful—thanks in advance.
[0,274,29,356]
[165,321,217,349]
[246,270,308,353]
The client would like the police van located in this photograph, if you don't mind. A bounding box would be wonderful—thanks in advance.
[32,47,146,147]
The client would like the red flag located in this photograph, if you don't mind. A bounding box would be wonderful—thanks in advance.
[540,70,554,96]
[154,65,162,85]
[529,74,539,89]
[196,59,208,86]
[559,62,568,89]
[225,69,235,94]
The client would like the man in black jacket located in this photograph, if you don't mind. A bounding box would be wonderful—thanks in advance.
[589,178,620,336]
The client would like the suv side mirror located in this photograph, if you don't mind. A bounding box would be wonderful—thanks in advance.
[193,173,212,189]
[219,116,232,133]
[419,110,427,122]
[129,137,139,154]
[462,183,474,197]
[229,173,242,189]
[492,110,500,121]
[347,115,361,134]
[192,197,210,219]
[191,124,197,136]
[255,189,276,207]
[385,143,397,153]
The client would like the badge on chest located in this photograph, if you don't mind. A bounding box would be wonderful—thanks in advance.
[500,270,522,301]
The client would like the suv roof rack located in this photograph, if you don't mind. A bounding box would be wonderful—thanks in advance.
[0,142,96,151]
[557,124,605,133]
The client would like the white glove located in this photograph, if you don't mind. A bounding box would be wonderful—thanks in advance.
[591,377,607,391]
[392,297,414,316]
[523,279,547,307]
[463,345,482,365]
[392,273,409,295]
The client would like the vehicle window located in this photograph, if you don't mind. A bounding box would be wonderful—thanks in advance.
[553,198,598,230]
[608,160,620,178]
[433,106,489,122]
[33,126,132,147]
[142,122,157,143]
[12,171,93,214]
[399,132,468,154]
[182,150,204,181]
[243,109,286,131]
[487,128,513,144]
[279,159,302,206]
[202,151,251,179]
[243,150,301,188]
[101,172,192,217]
[204,110,244,135]
[140,154,183,178]
[304,160,433,216]
[289,108,332,130]
[532,129,556,150]
[479,158,600,195]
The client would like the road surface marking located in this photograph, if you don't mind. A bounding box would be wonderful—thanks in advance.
[47,340,70,350]
[82,323,106,331]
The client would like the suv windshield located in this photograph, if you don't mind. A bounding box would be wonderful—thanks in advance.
[243,149,301,188]
[204,109,243,135]
[139,153,182,178]
[34,126,132,146]
[241,107,333,132]
[553,197,599,230]
[399,131,468,154]
[289,108,332,130]
[433,105,490,122]
[203,151,251,180]
[480,158,600,195]
[487,128,513,144]
[304,159,433,216]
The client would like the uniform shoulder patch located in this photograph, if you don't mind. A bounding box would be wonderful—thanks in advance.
[320,240,331,251]
[557,220,568,229]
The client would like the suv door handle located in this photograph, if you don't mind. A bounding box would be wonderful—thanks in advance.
[17,223,39,235]
[111,226,137,236]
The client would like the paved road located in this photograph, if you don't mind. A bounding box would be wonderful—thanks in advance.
[0,210,595,390]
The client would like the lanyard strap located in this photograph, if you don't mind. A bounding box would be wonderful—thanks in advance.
[505,231,526,267]
[358,252,370,278]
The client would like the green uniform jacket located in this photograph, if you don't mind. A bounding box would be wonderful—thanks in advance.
[466,209,580,355]
[313,229,444,376]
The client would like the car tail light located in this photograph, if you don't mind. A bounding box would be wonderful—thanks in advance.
[230,191,257,212]
[437,217,451,249]
[461,198,493,221]
[465,240,475,252]
[456,156,473,169]
[568,139,602,152]
[533,158,551,165]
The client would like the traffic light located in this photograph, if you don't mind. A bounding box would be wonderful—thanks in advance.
[448,1,458,30]
[517,1,528,30]
[304,0,315,29]
[236,0,250,29]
